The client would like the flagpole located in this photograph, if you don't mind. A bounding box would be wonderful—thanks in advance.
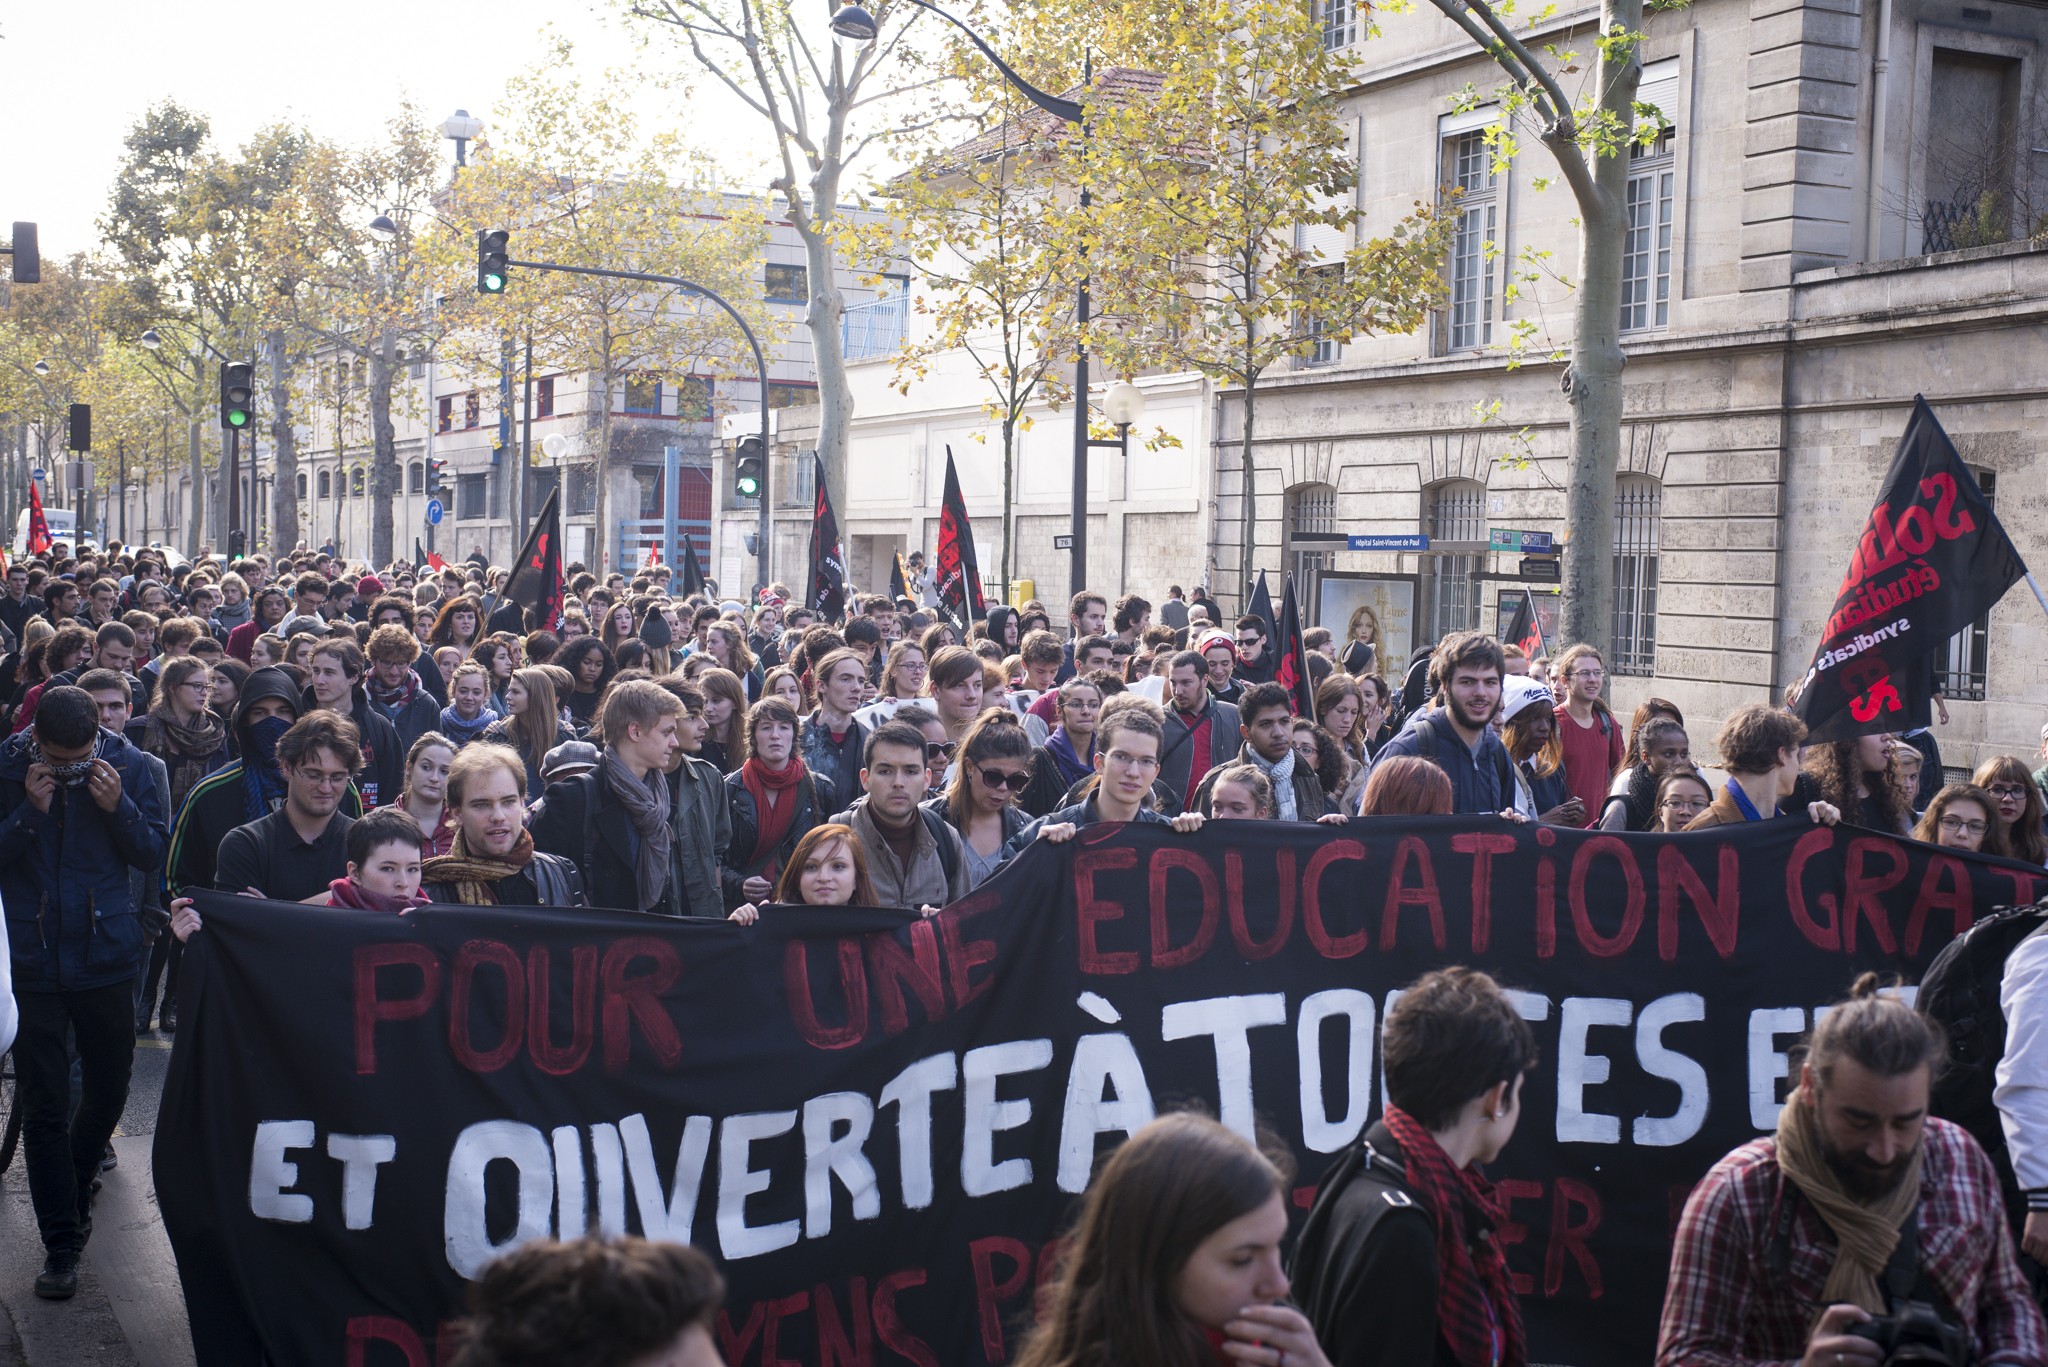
[2026,573,2048,620]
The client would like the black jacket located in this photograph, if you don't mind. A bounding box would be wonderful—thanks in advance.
[303,684,404,809]
[530,762,673,914]
[720,768,822,907]
[1291,1121,1460,1367]
[421,853,584,907]
[1001,794,1169,864]
[1190,742,1330,821]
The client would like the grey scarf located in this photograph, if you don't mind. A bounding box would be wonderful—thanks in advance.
[1248,745,1299,821]
[603,752,673,911]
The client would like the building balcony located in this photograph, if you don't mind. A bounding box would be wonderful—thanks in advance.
[842,293,910,362]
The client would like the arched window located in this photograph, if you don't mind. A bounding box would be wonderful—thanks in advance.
[317,469,332,499]
[1422,479,1487,643]
[408,461,424,494]
[296,472,308,500]
[1613,474,1661,676]
[351,467,366,496]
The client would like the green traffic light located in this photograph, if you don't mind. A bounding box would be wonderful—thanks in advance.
[483,273,504,293]
[228,410,249,427]
[737,476,760,497]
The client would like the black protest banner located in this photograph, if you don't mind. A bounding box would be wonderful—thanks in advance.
[504,486,564,630]
[1275,573,1315,719]
[807,453,847,622]
[1793,396,2028,743]
[155,820,2048,1367]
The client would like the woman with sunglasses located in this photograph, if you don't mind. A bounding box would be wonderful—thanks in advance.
[929,708,1035,888]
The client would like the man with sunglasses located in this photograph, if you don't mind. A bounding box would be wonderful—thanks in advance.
[0,685,169,1300]
[212,711,360,903]
[831,721,970,912]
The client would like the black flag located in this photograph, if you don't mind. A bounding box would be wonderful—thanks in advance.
[889,550,910,605]
[806,453,846,622]
[1504,592,1545,659]
[504,487,564,631]
[679,531,707,599]
[1275,573,1315,719]
[413,538,427,574]
[1793,396,2029,742]
[934,448,985,626]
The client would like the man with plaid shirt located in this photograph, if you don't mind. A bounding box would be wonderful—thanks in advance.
[1658,978,2045,1367]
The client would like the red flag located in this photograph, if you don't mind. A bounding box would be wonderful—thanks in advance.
[25,481,51,556]
[427,551,447,572]
[646,544,660,568]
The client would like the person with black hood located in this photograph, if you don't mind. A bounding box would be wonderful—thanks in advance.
[984,605,1022,655]
[306,637,403,808]
[167,665,363,914]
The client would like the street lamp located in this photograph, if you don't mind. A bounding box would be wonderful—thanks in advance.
[367,214,399,241]
[441,109,484,167]
[830,0,1104,600]
[32,360,48,376]
[138,328,161,350]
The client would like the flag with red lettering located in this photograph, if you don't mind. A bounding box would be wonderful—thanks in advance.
[25,481,50,556]
[1275,573,1315,719]
[933,448,985,627]
[1793,395,2026,742]
[504,487,564,631]
[807,453,847,622]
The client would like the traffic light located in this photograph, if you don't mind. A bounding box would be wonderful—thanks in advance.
[426,455,450,496]
[9,222,39,285]
[477,230,510,294]
[220,362,254,430]
[66,403,90,452]
[733,435,763,501]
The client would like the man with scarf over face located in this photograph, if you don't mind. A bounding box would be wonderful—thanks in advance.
[420,745,585,906]
[1293,967,1536,1367]
[168,667,363,916]
[530,680,683,913]
[1656,976,2044,1367]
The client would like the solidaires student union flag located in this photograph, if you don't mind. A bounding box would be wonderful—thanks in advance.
[1792,395,2027,743]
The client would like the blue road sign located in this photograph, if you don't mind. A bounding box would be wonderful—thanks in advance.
[425,498,444,526]
[30,468,45,482]
[1347,533,1429,552]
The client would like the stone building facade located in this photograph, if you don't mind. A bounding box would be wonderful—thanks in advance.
[1221,0,2048,772]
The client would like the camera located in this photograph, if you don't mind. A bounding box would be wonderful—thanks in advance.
[1845,1301,1970,1366]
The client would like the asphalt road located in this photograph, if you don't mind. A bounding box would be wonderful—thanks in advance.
[0,1030,195,1367]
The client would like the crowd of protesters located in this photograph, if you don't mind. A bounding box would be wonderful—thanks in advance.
[1,535,2045,1360]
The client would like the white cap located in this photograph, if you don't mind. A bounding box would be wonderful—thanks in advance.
[1499,674,1555,724]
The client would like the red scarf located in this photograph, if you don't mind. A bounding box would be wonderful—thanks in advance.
[740,756,806,872]
[324,877,428,914]
[1381,1105,1525,1367]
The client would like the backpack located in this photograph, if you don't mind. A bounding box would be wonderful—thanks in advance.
[1920,898,2048,1195]
[1292,1136,1431,1303]
[920,807,961,887]
[1409,716,1516,809]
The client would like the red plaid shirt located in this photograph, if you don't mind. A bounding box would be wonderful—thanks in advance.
[1657,1118,2045,1367]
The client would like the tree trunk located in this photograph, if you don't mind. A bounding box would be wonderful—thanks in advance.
[267,329,301,553]
[185,418,204,553]
[1238,380,1258,615]
[369,332,397,567]
[1555,5,1643,657]
[799,223,850,578]
[1000,416,1017,598]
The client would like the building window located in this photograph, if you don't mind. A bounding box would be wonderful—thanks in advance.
[1316,0,1356,48]
[766,381,816,410]
[351,467,365,497]
[676,376,713,422]
[456,472,488,521]
[536,376,555,418]
[764,263,809,304]
[1621,130,1675,332]
[1920,49,2021,252]
[1936,470,1993,699]
[437,396,453,433]
[622,375,662,416]
[463,391,480,429]
[1612,474,1660,676]
[1296,266,1344,368]
[317,469,332,499]
[1423,479,1487,642]
[567,464,598,517]
[1287,483,1338,610]
[296,472,308,500]
[407,461,424,494]
[1444,130,1499,351]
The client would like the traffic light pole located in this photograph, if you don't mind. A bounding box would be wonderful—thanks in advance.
[225,425,241,556]
[506,256,772,593]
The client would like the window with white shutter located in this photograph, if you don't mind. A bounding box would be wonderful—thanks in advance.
[1296,114,1362,264]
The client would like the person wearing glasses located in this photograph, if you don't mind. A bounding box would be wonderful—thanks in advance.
[1022,676,1101,818]
[1549,643,1623,826]
[1653,766,1715,832]
[211,711,361,903]
[826,720,970,913]
[927,708,1035,888]
[1911,783,2009,857]
[1004,698,1205,862]
[1974,756,2047,867]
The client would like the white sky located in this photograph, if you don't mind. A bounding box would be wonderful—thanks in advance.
[0,0,791,257]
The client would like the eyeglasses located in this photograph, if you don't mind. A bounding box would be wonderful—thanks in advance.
[1236,636,1261,648]
[1104,749,1160,771]
[978,767,1032,792]
[926,741,957,761]
[296,768,354,791]
[1987,784,2029,801]
[178,680,213,694]
[1938,815,1989,836]
[1660,796,1708,811]
[1569,669,1604,681]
